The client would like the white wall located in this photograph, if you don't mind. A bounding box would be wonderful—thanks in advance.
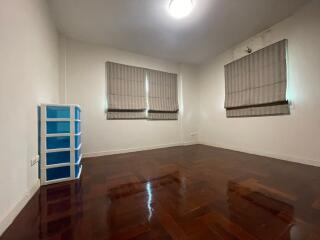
[179,64,200,144]
[60,37,199,157]
[0,0,59,235]
[1,0,318,235]
[198,0,320,166]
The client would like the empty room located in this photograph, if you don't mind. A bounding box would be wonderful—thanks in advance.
[1,0,320,239]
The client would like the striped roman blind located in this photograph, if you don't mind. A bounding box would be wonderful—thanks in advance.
[106,62,146,119]
[224,39,289,117]
[147,70,179,120]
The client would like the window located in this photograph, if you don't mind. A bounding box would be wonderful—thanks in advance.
[106,62,179,120]
[106,62,146,119]
[224,39,289,117]
[147,70,179,120]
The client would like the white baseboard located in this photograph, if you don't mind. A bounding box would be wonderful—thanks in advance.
[0,180,40,236]
[183,141,198,146]
[199,141,320,168]
[83,142,184,158]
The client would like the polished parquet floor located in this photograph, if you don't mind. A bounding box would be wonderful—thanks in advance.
[2,145,320,239]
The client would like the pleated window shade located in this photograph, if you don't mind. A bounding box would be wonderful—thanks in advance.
[147,70,179,120]
[224,39,290,117]
[106,62,146,119]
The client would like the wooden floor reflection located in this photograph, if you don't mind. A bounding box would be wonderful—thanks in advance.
[2,145,320,239]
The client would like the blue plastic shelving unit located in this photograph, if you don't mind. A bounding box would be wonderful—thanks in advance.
[39,104,82,185]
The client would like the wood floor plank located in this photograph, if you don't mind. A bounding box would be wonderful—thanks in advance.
[2,144,320,239]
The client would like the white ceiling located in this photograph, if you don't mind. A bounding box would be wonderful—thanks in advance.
[48,0,309,64]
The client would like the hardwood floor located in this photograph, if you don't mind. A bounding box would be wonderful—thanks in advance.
[2,144,320,239]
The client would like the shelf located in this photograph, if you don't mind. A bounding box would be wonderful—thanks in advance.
[75,154,82,165]
[46,148,70,153]
[46,133,70,137]
[76,165,82,179]
[42,103,80,108]
[45,162,70,169]
[47,118,71,122]
[46,146,81,153]
[44,177,73,185]
[46,118,82,122]
[46,133,81,137]
[40,104,82,185]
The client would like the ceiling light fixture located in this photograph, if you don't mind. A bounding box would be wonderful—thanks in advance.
[168,0,194,19]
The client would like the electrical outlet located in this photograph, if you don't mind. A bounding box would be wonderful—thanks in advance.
[190,132,197,137]
[289,100,295,110]
[31,155,39,166]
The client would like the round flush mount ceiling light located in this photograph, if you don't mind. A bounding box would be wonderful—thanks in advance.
[168,0,194,19]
